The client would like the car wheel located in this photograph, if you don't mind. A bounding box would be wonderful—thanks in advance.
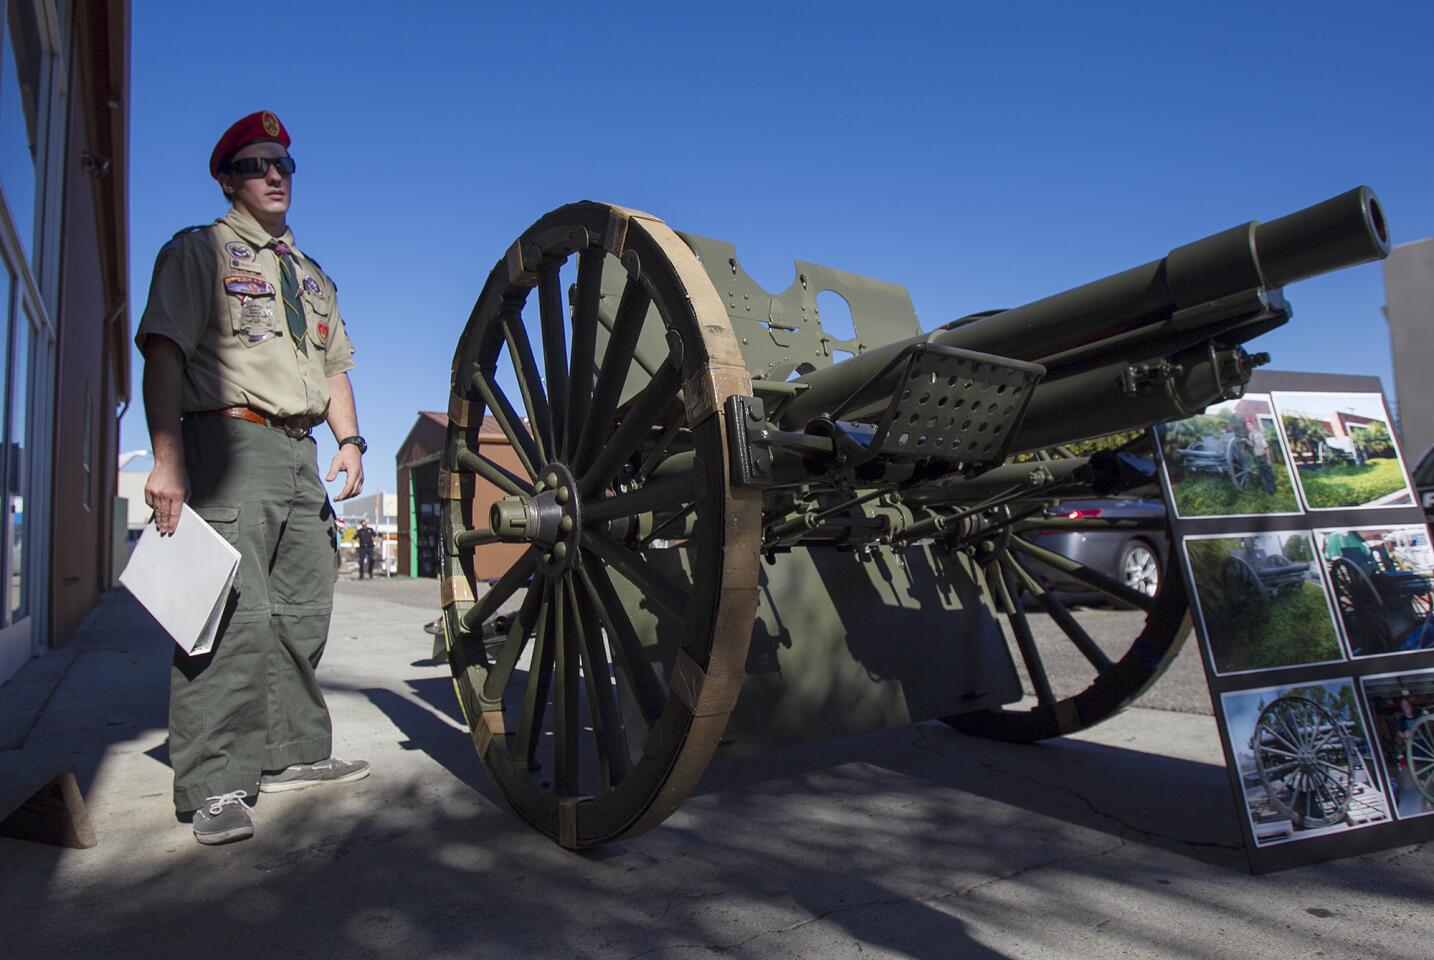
[1119,540,1161,598]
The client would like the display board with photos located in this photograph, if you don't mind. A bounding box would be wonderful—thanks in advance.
[1155,375,1434,872]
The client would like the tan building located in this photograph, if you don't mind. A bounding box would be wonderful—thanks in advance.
[0,1,130,685]
[395,411,523,580]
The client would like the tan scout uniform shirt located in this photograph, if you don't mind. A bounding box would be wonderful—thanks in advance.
[136,206,356,419]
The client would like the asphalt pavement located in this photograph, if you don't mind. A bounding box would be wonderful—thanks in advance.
[1,578,1430,960]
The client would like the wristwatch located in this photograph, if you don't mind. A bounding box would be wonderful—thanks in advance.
[338,435,368,455]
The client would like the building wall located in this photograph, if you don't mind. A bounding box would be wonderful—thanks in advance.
[469,437,527,580]
[0,1,129,685]
[394,412,524,579]
[1385,238,1434,457]
[50,63,112,639]
[48,0,128,646]
[397,463,411,576]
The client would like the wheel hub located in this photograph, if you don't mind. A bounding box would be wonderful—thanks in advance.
[490,462,582,576]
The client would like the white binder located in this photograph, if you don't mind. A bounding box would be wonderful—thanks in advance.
[119,503,241,656]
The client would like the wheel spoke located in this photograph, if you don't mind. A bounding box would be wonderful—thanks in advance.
[579,560,666,726]
[513,581,555,771]
[461,551,537,634]
[1278,709,1308,752]
[583,471,703,525]
[573,275,650,476]
[1262,724,1302,754]
[993,556,1056,706]
[580,350,683,500]
[566,247,604,460]
[537,261,569,455]
[581,528,690,622]
[569,575,631,788]
[501,309,553,465]
[553,579,581,795]
[457,447,530,498]
[481,581,545,702]
[473,370,542,479]
[1006,554,1114,672]
[1262,760,1299,779]
[637,421,684,481]
[1010,535,1156,612]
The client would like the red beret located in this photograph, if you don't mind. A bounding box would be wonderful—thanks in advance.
[209,110,290,179]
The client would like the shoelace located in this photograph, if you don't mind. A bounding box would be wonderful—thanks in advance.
[203,790,249,816]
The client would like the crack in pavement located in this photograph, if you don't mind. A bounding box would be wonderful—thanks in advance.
[907,725,1243,852]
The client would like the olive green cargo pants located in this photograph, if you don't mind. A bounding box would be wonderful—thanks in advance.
[169,416,338,813]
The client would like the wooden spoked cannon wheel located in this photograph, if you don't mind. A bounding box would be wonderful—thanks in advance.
[1253,696,1357,828]
[945,445,1193,744]
[438,202,759,849]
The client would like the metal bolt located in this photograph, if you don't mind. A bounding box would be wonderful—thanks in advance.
[560,516,574,533]
[546,472,559,488]
[544,552,554,563]
[533,481,546,493]
[554,542,568,559]
[556,486,570,504]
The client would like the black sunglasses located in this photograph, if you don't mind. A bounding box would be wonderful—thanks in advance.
[222,155,297,177]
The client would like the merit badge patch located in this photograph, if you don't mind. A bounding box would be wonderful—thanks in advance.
[224,275,275,297]
[317,322,330,340]
[239,301,277,342]
[262,112,280,137]
[303,276,322,296]
[225,241,255,262]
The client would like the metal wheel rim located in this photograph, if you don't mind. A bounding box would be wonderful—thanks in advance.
[439,202,759,848]
[1253,695,1356,828]
[1122,542,1160,597]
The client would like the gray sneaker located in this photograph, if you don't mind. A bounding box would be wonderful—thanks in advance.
[259,757,371,794]
[192,791,254,845]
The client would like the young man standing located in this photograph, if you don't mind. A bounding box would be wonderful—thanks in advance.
[137,110,371,845]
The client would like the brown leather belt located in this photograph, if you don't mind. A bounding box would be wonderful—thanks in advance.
[188,406,321,439]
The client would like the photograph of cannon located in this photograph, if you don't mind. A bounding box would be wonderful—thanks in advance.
[1274,393,1414,510]
[1223,681,1389,846]
[433,187,1388,848]
[1318,527,1434,657]
[1156,393,1299,517]
[1184,532,1342,675]
[1359,671,1434,820]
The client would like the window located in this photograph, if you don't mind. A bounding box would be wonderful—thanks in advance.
[0,0,42,267]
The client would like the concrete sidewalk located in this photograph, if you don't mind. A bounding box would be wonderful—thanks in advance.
[1,581,1430,960]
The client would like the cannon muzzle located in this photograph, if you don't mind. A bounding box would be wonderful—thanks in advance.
[779,187,1389,436]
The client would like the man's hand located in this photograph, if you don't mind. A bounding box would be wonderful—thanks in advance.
[146,458,191,535]
[327,445,364,501]
[141,334,190,535]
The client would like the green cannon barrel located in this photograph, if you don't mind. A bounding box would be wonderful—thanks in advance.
[778,186,1388,431]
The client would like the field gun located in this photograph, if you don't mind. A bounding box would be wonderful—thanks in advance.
[436,188,1388,847]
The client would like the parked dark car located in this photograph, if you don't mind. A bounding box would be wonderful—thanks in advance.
[1020,498,1170,606]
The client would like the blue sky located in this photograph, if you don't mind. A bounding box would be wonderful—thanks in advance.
[122,1,1434,502]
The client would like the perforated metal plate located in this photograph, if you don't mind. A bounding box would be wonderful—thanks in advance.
[877,346,1043,464]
